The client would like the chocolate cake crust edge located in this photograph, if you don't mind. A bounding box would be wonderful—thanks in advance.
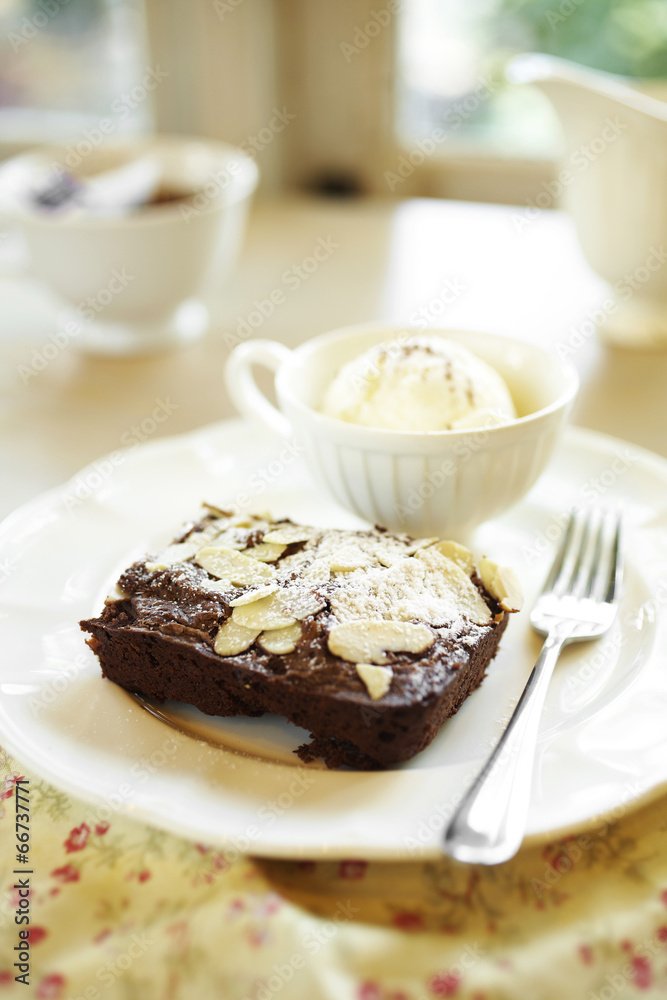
[80,608,508,770]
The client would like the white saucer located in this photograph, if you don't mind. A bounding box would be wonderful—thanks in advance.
[0,419,665,859]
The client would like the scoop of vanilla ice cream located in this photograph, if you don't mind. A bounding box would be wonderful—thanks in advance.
[321,335,516,431]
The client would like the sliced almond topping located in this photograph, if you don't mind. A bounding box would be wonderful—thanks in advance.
[203,503,232,518]
[203,506,258,529]
[404,537,439,554]
[232,592,297,631]
[245,542,286,563]
[328,619,434,665]
[281,588,326,620]
[495,567,523,613]
[258,622,303,655]
[414,547,492,625]
[145,541,200,572]
[377,550,402,568]
[263,525,314,545]
[196,546,274,585]
[104,583,129,604]
[356,662,393,700]
[329,545,373,573]
[214,619,261,656]
[186,528,219,547]
[433,540,475,576]
[212,528,250,550]
[301,558,332,585]
[478,557,497,594]
[205,580,232,596]
[228,584,279,606]
[479,558,523,613]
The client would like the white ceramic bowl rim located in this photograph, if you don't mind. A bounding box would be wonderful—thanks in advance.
[276,324,579,442]
[0,134,259,229]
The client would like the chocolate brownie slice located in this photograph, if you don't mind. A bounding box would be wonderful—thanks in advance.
[80,509,520,768]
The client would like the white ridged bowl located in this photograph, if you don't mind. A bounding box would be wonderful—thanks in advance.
[224,324,578,538]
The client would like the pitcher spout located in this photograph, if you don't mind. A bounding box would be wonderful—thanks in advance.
[507,53,667,128]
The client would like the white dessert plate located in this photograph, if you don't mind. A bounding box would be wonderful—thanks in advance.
[0,419,666,860]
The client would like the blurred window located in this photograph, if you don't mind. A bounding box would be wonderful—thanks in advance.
[0,0,151,150]
[398,0,667,160]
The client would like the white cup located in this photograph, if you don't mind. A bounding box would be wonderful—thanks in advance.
[0,135,258,355]
[225,324,578,538]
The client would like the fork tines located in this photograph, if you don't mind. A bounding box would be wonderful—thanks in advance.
[543,507,623,604]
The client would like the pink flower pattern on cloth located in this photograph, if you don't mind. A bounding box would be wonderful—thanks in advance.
[2,744,667,999]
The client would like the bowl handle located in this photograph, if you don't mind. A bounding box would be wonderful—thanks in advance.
[224,339,294,438]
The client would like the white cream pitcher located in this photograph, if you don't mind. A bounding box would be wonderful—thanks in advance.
[509,53,667,348]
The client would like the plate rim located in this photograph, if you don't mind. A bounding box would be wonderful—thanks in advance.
[1,417,666,859]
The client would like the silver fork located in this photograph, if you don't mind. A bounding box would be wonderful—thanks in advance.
[442,507,623,866]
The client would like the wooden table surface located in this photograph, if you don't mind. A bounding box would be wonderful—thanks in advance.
[1,194,666,519]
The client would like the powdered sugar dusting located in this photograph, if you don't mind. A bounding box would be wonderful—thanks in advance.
[143,513,494,640]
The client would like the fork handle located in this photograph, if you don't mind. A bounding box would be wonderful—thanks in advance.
[443,629,567,865]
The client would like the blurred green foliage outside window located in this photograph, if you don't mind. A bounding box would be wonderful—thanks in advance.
[399,0,667,158]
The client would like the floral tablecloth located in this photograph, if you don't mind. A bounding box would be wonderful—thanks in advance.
[2,745,667,1000]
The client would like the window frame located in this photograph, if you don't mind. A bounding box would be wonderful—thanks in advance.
[144,0,558,203]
